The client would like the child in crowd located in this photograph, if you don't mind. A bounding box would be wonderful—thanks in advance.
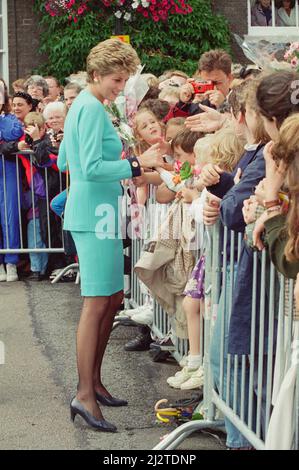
[22,112,63,280]
[158,86,180,106]
[165,117,186,143]
[132,108,166,205]
[63,82,82,109]
[167,126,245,390]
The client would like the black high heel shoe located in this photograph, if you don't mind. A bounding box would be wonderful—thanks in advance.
[95,392,128,407]
[70,397,117,432]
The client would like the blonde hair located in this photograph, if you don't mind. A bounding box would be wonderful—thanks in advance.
[24,112,45,129]
[194,134,215,166]
[141,73,159,88]
[159,86,180,101]
[272,114,299,262]
[210,125,245,172]
[86,39,140,83]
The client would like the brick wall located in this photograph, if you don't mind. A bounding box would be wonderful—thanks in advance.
[212,0,249,64]
[7,0,44,87]
[6,0,249,87]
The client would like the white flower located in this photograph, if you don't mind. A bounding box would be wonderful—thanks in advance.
[114,10,122,19]
[132,1,140,9]
[141,0,150,7]
[124,12,132,21]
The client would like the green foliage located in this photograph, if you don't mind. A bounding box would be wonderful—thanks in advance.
[34,0,231,82]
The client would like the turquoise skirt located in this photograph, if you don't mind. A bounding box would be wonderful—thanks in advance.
[71,231,124,297]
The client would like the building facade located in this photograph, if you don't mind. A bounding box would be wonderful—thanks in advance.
[1,1,298,87]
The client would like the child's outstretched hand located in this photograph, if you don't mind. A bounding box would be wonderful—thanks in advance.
[201,163,223,187]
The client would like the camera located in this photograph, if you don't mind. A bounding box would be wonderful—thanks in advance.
[191,80,215,95]
[25,133,33,146]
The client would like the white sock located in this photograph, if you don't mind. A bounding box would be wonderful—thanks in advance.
[187,355,202,370]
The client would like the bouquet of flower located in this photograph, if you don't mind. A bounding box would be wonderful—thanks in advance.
[172,160,200,186]
[45,0,192,23]
[234,34,291,72]
[284,42,299,71]
[158,161,201,193]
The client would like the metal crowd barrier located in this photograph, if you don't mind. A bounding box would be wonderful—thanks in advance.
[128,182,190,363]
[152,223,299,451]
[0,152,65,255]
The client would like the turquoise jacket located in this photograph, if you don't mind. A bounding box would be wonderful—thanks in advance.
[57,90,133,234]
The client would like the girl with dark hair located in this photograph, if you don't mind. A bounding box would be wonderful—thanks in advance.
[256,70,299,140]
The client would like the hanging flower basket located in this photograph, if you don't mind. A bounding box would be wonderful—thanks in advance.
[45,0,193,23]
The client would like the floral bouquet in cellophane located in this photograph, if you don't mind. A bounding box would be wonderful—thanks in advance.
[284,42,299,71]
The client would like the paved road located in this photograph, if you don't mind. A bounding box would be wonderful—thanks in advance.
[0,280,225,450]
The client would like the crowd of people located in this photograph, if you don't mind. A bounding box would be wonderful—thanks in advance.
[1,40,299,446]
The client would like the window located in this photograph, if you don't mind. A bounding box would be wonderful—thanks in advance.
[0,0,9,84]
[248,0,299,36]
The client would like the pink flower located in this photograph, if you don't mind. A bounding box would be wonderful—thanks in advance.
[174,160,183,172]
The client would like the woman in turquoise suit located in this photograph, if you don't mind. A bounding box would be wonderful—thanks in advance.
[57,39,164,432]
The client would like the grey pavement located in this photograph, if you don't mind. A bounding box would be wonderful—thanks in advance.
[0,279,225,450]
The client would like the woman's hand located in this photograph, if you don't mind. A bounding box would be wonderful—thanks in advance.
[252,211,268,251]
[242,196,259,225]
[263,141,287,200]
[252,206,281,251]
[203,193,221,226]
[138,143,165,169]
[201,163,223,187]
[185,104,225,133]
[254,178,266,205]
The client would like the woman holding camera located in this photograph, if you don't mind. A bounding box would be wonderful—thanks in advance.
[58,39,164,432]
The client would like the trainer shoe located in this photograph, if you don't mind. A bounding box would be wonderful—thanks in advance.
[121,304,151,319]
[180,366,204,390]
[6,264,18,282]
[131,307,153,326]
[0,264,7,282]
[167,366,198,389]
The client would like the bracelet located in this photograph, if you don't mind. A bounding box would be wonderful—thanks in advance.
[263,199,281,209]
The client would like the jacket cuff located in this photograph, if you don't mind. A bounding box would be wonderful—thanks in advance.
[128,157,141,177]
